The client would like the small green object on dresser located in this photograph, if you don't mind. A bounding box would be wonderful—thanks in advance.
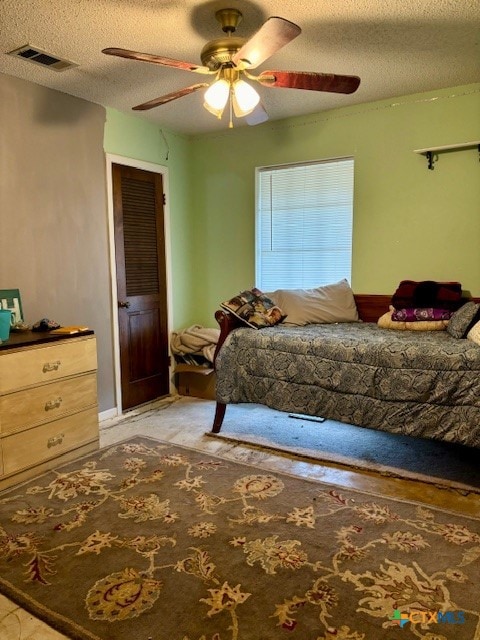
[0,310,12,342]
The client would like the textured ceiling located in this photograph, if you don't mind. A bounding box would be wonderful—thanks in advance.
[0,0,479,135]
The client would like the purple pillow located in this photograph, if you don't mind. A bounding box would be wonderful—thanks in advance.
[391,308,453,322]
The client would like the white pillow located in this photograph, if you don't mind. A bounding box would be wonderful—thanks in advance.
[467,321,480,346]
[269,279,359,326]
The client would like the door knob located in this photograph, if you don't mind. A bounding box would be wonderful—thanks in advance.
[118,301,131,308]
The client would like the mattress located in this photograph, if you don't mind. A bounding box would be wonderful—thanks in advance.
[215,322,480,447]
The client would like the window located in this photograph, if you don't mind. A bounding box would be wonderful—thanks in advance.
[256,157,354,291]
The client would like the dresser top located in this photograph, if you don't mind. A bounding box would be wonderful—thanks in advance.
[0,330,94,351]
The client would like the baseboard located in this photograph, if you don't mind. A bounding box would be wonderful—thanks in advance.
[99,395,182,427]
[99,407,118,422]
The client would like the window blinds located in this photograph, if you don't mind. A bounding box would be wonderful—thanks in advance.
[256,158,354,291]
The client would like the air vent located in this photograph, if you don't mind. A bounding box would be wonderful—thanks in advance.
[7,45,77,71]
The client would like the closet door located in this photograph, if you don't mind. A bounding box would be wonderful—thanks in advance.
[112,163,169,410]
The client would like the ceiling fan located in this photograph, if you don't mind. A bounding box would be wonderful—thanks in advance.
[102,8,360,128]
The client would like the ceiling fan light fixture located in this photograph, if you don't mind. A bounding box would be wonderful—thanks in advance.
[232,79,260,116]
[103,10,360,129]
[203,78,230,115]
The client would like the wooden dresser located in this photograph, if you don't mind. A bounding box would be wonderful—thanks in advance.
[0,331,99,491]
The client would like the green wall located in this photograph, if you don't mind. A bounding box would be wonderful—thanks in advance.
[104,85,480,331]
[189,83,480,326]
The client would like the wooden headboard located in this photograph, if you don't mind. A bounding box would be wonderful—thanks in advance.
[353,295,391,323]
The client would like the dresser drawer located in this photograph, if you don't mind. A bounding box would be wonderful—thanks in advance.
[2,407,99,476]
[0,373,97,435]
[0,336,97,393]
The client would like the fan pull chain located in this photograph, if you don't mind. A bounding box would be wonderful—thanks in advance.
[229,85,234,128]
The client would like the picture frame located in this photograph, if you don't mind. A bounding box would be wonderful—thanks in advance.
[0,289,24,325]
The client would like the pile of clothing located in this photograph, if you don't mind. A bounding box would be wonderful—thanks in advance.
[392,280,463,314]
[170,325,220,365]
[378,280,464,331]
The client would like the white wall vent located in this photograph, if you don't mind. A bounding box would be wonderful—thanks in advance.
[7,45,77,71]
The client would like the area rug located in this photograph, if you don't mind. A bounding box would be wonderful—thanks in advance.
[207,404,480,495]
[0,436,479,640]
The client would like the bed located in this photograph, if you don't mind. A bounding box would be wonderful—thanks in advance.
[211,292,480,448]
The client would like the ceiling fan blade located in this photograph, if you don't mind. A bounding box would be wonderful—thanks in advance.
[132,84,209,111]
[232,17,301,69]
[102,48,212,75]
[246,103,269,126]
[257,70,361,94]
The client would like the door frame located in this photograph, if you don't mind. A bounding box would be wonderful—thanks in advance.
[106,153,174,416]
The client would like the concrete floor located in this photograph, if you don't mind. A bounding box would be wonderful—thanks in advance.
[1,395,479,639]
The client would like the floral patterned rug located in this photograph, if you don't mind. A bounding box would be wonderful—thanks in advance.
[0,436,479,640]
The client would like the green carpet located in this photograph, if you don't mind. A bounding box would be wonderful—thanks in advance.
[0,436,479,639]
[208,404,480,494]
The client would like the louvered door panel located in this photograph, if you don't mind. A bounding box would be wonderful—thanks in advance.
[122,177,160,297]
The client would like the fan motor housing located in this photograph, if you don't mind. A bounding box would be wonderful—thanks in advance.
[200,36,245,70]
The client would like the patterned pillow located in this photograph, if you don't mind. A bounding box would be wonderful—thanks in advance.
[446,302,480,339]
[464,305,480,337]
[467,321,480,346]
[221,288,286,329]
[391,308,452,322]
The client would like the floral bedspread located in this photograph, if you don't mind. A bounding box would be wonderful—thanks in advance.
[215,322,480,447]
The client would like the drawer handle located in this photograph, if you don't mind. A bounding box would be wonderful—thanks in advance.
[47,433,65,448]
[45,397,63,411]
[43,360,61,373]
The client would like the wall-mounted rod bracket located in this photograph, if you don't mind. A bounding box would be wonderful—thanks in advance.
[414,141,480,170]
